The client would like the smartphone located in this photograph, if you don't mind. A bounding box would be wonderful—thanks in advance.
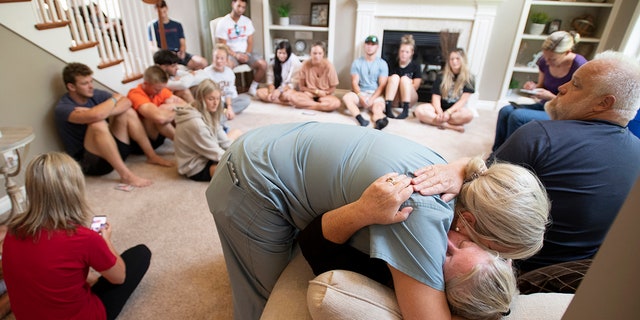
[91,215,107,232]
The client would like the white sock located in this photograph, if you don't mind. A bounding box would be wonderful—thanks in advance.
[250,81,259,90]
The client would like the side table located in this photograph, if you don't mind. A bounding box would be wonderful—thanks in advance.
[0,126,35,224]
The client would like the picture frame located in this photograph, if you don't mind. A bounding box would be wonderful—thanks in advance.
[548,19,562,34]
[310,3,329,27]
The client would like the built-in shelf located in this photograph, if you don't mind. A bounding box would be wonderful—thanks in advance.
[262,0,335,62]
[530,1,614,8]
[521,34,601,43]
[500,0,621,100]
[267,25,329,32]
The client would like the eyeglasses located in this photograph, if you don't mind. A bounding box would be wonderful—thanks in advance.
[234,24,241,36]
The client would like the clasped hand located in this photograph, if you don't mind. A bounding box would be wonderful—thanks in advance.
[411,159,467,202]
[235,52,250,64]
[359,163,465,226]
[357,173,414,226]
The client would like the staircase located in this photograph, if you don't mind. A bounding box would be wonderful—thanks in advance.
[0,0,159,93]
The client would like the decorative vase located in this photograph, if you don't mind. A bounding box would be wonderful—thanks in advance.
[279,17,290,26]
[528,23,546,35]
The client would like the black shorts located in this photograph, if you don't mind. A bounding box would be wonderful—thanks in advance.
[130,135,166,155]
[441,100,454,112]
[172,51,193,66]
[188,160,216,182]
[76,137,131,176]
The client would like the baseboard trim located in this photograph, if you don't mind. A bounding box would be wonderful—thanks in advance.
[475,100,500,110]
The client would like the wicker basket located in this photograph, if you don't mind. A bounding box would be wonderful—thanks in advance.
[571,15,595,37]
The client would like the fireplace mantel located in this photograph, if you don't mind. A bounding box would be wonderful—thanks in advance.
[354,0,505,93]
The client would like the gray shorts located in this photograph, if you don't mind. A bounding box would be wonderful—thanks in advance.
[229,52,263,67]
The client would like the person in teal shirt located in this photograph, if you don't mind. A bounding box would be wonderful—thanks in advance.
[206,122,549,320]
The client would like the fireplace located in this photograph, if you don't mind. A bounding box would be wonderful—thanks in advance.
[381,30,459,102]
[354,0,504,102]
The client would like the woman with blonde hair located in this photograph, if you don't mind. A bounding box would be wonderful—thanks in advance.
[174,79,242,181]
[414,48,475,132]
[206,121,550,319]
[2,152,151,320]
[384,34,422,119]
[299,155,549,320]
[201,44,251,120]
[492,31,586,150]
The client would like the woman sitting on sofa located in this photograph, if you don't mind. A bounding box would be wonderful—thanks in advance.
[206,122,549,320]
[299,156,549,320]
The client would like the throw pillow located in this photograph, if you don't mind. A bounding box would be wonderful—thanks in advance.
[308,270,574,320]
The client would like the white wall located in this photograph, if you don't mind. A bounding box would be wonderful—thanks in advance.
[164,0,203,61]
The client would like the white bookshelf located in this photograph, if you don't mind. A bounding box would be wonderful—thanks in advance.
[500,0,621,100]
[262,0,335,62]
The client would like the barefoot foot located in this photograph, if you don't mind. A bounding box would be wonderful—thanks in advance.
[443,123,465,133]
[121,174,153,187]
[147,155,174,167]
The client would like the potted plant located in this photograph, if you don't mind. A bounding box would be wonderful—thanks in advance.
[508,78,520,96]
[528,11,549,35]
[276,2,291,26]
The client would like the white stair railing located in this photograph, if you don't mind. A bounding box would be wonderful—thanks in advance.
[30,0,156,83]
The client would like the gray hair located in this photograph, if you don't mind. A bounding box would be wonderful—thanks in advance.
[590,50,640,123]
[457,157,550,260]
[446,254,517,320]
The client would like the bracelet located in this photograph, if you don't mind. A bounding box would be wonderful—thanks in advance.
[111,97,118,106]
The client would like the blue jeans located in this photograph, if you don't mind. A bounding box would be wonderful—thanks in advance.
[492,102,549,151]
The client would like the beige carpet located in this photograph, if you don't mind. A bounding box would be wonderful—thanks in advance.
[5,100,499,319]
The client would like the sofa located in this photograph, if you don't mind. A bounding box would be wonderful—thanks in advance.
[260,251,574,320]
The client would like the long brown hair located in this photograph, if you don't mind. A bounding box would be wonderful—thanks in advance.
[440,48,473,101]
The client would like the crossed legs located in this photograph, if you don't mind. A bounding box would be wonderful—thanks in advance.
[289,91,341,112]
[414,104,472,132]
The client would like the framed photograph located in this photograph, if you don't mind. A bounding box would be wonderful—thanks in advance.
[548,19,562,34]
[310,3,329,27]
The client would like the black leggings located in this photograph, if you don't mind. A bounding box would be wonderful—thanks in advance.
[297,215,393,287]
[92,244,152,320]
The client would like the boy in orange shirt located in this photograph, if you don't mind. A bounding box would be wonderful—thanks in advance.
[128,65,186,148]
